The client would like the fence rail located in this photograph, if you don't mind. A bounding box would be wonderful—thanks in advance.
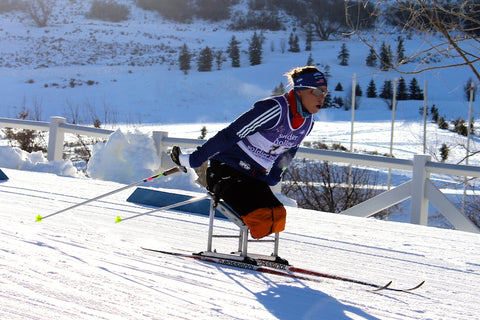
[1,116,479,233]
[1,116,114,161]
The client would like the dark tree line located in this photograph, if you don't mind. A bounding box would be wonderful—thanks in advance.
[178,32,264,73]
[136,0,233,22]
[136,0,378,39]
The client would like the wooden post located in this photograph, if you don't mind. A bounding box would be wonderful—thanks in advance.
[47,116,66,162]
[152,131,170,171]
[410,154,431,225]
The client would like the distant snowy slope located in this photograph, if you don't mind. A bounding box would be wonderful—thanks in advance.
[1,0,478,125]
[1,168,479,320]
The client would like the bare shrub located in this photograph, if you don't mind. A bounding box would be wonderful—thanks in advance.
[466,199,480,228]
[282,159,385,215]
[25,0,53,27]
[3,108,47,153]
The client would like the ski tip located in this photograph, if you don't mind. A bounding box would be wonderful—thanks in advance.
[115,216,122,223]
[35,215,42,222]
[406,280,425,291]
[370,280,393,292]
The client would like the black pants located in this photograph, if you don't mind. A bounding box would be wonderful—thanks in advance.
[206,160,282,216]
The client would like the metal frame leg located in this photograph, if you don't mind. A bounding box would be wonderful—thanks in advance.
[205,193,283,262]
[239,227,248,257]
[206,198,216,253]
[273,232,280,257]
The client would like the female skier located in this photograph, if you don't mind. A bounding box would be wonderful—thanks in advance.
[171,66,328,238]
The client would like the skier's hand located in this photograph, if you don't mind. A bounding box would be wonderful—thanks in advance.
[170,146,189,173]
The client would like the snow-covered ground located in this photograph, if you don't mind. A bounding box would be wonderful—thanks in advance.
[1,1,480,318]
[1,167,480,320]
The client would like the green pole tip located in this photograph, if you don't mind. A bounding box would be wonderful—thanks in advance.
[115,216,122,223]
[35,215,42,222]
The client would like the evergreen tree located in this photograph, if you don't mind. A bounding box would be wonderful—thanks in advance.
[396,77,408,100]
[179,43,191,75]
[366,79,377,98]
[355,83,362,96]
[431,105,439,122]
[365,47,377,67]
[440,143,449,162]
[464,78,477,102]
[272,82,285,96]
[305,24,313,51]
[293,34,300,52]
[453,118,469,136]
[198,126,207,139]
[333,96,344,108]
[396,36,405,64]
[227,35,241,68]
[335,82,343,91]
[338,43,349,66]
[197,46,213,72]
[288,32,300,52]
[323,65,331,80]
[306,53,314,66]
[248,31,263,66]
[409,78,424,100]
[215,50,224,70]
[322,93,333,108]
[380,80,393,99]
[379,42,392,71]
[438,116,448,129]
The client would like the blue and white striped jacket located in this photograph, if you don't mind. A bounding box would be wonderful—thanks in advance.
[189,94,314,185]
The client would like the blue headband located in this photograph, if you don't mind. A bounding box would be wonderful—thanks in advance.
[293,71,327,90]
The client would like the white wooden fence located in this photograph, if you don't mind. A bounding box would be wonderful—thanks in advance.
[0,116,114,161]
[1,116,479,234]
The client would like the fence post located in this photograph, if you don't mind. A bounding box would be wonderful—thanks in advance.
[47,116,66,162]
[410,154,431,225]
[152,131,171,171]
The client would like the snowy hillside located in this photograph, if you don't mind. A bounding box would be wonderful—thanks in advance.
[2,167,480,320]
[1,0,478,125]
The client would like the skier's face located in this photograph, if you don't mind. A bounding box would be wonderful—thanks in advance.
[297,86,328,114]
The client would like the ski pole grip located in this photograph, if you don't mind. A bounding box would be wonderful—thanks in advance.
[163,167,183,176]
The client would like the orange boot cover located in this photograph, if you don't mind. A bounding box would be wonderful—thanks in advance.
[241,206,287,239]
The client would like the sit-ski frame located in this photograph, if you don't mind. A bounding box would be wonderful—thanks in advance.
[202,192,283,263]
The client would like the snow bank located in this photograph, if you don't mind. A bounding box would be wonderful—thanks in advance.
[0,128,204,192]
[86,129,160,184]
[0,146,78,177]
[86,129,204,192]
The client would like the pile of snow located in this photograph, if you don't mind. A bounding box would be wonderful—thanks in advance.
[0,146,78,177]
[0,128,205,193]
[86,129,204,192]
[86,129,160,184]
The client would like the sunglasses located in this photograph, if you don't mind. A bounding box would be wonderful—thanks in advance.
[295,86,329,97]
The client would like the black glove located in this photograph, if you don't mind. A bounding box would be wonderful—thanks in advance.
[170,146,187,173]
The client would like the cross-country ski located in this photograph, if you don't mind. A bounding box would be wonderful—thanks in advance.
[141,247,425,292]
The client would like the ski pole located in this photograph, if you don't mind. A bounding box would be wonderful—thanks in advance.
[35,167,183,222]
[115,194,209,223]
